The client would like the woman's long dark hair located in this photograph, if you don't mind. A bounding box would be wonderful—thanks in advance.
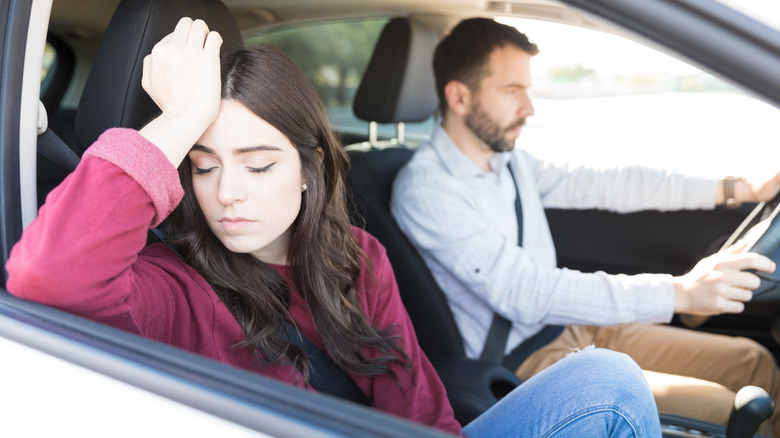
[167,46,410,385]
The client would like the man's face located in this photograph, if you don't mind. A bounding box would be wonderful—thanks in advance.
[464,45,535,153]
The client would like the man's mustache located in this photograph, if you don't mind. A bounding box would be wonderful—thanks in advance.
[506,118,526,131]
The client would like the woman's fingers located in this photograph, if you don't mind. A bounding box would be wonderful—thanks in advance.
[138,16,223,167]
[172,16,194,43]
[204,30,223,55]
[187,19,211,47]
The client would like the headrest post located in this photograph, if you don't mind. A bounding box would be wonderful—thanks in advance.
[369,121,378,147]
[396,122,405,145]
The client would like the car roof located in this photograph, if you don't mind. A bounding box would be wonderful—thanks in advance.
[49,0,602,42]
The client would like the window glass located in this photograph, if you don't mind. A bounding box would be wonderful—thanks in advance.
[247,19,434,143]
[498,18,780,179]
[40,42,56,85]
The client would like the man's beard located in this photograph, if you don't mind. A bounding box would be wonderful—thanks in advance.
[464,100,525,153]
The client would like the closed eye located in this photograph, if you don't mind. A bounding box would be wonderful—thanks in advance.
[193,166,217,175]
[249,162,277,173]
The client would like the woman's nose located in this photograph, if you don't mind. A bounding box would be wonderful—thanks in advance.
[217,169,247,205]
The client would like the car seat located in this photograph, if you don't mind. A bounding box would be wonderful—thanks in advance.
[37,0,244,206]
[71,0,243,153]
[346,17,523,425]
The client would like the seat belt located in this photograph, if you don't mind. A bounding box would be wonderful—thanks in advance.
[38,128,81,172]
[285,322,371,406]
[149,228,370,405]
[36,101,81,173]
[480,163,562,368]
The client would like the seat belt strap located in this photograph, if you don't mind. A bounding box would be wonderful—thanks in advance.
[480,164,524,363]
[480,314,512,363]
[37,128,80,173]
[285,323,371,406]
[480,163,561,366]
[503,325,564,370]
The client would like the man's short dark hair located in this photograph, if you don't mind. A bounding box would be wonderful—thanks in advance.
[433,17,539,114]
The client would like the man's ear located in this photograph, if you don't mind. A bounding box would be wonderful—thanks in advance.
[444,80,471,117]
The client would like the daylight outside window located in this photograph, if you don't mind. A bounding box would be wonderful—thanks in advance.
[247,11,778,181]
[500,14,779,180]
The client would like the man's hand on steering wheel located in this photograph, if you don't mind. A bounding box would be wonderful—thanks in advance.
[673,243,776,316]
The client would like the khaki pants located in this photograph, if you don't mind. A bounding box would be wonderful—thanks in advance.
[515,324,780,437]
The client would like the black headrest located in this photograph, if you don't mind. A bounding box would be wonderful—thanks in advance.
[73,0,243,155]
[352,17,439,124]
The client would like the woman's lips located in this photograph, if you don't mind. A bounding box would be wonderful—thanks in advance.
[218,217,255,232]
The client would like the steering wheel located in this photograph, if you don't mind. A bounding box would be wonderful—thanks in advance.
[724,192,780,308]
[680,193,780,330]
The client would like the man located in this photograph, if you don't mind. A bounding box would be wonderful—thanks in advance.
[391,17,780,434]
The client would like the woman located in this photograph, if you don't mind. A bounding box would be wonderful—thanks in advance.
[6,18,661,437]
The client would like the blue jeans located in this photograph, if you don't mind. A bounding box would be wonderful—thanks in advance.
[462,348,661,437]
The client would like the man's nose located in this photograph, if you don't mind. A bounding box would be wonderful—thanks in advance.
[518,93,535,119]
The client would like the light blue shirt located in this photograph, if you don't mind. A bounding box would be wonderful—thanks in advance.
[390,123,719,358]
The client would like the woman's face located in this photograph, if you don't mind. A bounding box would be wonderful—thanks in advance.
[189,99,305,265]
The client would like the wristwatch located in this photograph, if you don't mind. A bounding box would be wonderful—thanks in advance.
[723,176,743,209]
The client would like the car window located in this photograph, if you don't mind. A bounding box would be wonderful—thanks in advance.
[41,42,56,84]
[498,17,780,179]
[245,18,435,144]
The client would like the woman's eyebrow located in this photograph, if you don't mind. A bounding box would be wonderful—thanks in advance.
[191,145,216,154]
[234,145,283,154]
[190,145,283,155]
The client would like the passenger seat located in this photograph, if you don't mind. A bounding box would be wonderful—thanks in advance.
[345,17,522,425]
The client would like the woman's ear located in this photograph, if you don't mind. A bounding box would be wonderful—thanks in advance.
[444,80,472,117]
[300,148,324,193]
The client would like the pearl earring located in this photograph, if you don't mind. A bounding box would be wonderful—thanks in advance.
[301,183,308,192]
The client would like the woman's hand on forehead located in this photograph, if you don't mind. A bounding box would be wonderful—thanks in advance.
[139,17,224,167]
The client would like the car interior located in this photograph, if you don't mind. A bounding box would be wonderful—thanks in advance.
[12,0,780,436]
[344,10,780,437]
